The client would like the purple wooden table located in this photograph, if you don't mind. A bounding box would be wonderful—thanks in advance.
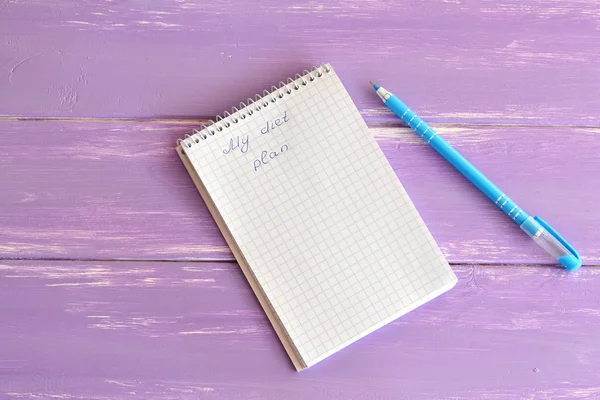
[2,1,600,398]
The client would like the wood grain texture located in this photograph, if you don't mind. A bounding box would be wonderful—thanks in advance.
[1,120,597,264]
[2,2,599,395]
[1,261,600,399]
[2,0,600,124]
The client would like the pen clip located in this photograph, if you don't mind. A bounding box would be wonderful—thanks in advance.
[534,216,581,269]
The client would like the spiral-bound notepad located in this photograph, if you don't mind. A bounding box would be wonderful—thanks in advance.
[177,64,457,370]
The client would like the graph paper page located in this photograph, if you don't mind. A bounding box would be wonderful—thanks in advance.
[184,64,457,368]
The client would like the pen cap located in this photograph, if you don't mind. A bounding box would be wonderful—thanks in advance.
[520,216,582,271]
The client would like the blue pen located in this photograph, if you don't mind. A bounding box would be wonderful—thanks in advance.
[371,82,581,271]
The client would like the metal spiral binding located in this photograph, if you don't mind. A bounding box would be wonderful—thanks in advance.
[177,64,331,152]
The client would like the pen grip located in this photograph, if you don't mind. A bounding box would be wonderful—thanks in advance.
[387,95,529,225]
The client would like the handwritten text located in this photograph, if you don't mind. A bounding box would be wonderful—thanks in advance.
[253,144,290,171]
[261,111,289,136]
[222,135,250,155]
[220,110,291,171]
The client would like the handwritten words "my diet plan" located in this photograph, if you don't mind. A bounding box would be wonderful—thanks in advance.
[221,111,290,172]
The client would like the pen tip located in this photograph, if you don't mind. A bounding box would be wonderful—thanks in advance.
[369,81,381,91]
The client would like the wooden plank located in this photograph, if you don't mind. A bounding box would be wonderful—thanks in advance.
[1,120,598,264]
[1,0,599,124]
[1,260,599,399]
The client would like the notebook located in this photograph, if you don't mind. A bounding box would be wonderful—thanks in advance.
[177,63,457,370]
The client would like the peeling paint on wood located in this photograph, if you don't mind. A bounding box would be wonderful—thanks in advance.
[2,1,599,397]
[1,261,600,399]
[1,0,599,123]
[0,120,597,264]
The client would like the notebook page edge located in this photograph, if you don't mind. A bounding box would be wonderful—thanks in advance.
[304,272,458,368]
[176,145,307,371]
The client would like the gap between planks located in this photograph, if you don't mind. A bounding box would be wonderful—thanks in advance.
[3,117,597,267]
[0,256,597,268]
[0,116,599,130]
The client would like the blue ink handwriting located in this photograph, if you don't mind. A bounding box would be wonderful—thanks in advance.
[261,111,289,136]
[253,144,290,171]
[222,135,250,155]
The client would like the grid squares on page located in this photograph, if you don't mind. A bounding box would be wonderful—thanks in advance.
[186,65,457,366]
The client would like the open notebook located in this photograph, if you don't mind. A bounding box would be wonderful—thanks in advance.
[177,64,457,370]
